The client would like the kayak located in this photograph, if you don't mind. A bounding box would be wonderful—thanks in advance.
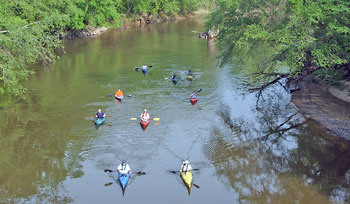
[172,78,178,84]
[118,173,130,189]
[187,75,193,81]
[142,69,147,75]
[181,171,193,195]
[190,98,197,105]
[95,117,105,127]
[115,95,124,101]
[140,119,150,130]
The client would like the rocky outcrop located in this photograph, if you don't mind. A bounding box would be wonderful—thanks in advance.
[292,77,350,140]
[135,14,176,26]
[62,26,108,39]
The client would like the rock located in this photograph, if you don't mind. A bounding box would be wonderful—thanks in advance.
[62,26,109,39]
[208,27,219,39]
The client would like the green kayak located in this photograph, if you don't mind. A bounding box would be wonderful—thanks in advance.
[95,117,105,127]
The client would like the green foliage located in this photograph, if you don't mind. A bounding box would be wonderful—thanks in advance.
[0,0,67,95]
[0,0,208,96]
[206,0,350,84]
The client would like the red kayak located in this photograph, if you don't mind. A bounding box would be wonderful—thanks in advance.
[140,119,150,130]
[190,98,197,105]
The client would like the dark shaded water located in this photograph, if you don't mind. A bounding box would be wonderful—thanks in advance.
[1,18,350,204]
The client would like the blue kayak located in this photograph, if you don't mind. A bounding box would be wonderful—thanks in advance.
[172,78,178,84]
[118,173,130,189]
[95,117,105,127]
[142,69,147,75]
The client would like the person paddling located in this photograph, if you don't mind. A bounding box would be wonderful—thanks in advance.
[140,109,150,122]
[190,91,197,99]
[180,160,192,174]
[141,64,148,75]
[115,88,123,98]
[96,109,106,119]
[187,70,193,80]
[117,160,132,177]
[172,73,178,80]
[172,73,178,84]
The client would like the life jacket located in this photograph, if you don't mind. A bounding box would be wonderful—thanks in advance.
[116,90,123,96]
[97,112,104,118]
[121,164,127,170]
[182,164,189,172]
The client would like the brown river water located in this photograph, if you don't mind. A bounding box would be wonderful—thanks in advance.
[1,18,350,204]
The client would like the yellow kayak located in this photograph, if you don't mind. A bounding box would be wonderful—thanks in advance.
[181,171,192,195]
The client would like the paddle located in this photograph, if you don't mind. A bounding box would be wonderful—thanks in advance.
[130,117,159,121]
[104,169,146,175]
[169,169,199,174]
[107,94,132,97]
[88,115,112,118]
[134,65,153,71]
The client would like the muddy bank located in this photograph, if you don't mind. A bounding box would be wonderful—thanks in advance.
[292,77,350,140]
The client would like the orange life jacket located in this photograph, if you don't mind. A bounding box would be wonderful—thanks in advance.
[116,90,123,96]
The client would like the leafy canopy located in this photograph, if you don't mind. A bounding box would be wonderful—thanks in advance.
[206,0,350,83]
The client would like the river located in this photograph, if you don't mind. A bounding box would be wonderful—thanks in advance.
[1,18,350,204]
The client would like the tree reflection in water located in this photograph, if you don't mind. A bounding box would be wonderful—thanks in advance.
[206,89,350,203]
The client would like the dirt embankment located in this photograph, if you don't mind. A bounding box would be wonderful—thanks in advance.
[292,76,350,140]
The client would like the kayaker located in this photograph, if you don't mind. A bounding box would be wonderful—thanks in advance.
[172,73,178,80]
[115,88,123,97]
[187,70,193,77]
[190,91,197,99]
[141,64,148,75]
[180,160,192,174]
[140,109,150,122]
[95,109,106,119]
[117,160,132,176]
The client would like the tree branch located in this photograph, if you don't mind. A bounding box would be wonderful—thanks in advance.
[0,21,41,34]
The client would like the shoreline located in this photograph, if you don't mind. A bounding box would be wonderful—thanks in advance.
[291,76,350,140]
[61,9,209,39]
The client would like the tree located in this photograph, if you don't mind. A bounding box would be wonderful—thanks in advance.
[0,0,68,95]
[206,0,350,93]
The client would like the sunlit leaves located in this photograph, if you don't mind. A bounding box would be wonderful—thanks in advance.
[207,0,350,83]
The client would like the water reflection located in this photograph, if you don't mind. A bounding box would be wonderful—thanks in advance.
[0,91,77,203]
[207,83,350,203]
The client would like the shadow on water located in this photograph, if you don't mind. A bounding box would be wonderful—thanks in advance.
[206,83,350,203]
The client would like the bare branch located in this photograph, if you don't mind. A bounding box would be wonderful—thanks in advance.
[0,21,41,34]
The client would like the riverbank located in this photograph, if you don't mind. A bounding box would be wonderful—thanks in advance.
[292,76,350,140]
[62,9,209,39]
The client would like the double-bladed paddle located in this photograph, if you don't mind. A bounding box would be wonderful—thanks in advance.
[107,94,132,97]
[104,169,146,175]
[134,65,153,71]
[130,117,160,121]
[88,115,112,118]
